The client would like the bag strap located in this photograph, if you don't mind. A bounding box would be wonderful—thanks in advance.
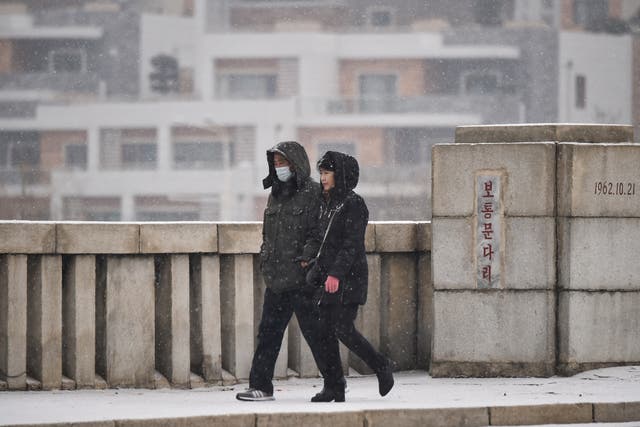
[314,200,345,260]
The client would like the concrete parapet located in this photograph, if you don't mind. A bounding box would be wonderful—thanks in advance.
[57,223,139,254]
[62,255,96,388]
[455,123,633,144]
[0,255,27,390]
[96,256,155,388]
[141,223,217,254]
[364,223,375,252]
[558,291,640,374]
[431,291,555,377]
[0,222,55,254]
[26,255,62,390]
[189,255,222,382]
[558,143,640,217]
[218,223,262,254]
[432,142,556,217]
[415,222,431,252]
[375,222,417,252]
[558,218,640,291]
[0,221,429,390]
[155,255,191,387]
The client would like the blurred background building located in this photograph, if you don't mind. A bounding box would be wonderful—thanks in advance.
[0,0,637,221]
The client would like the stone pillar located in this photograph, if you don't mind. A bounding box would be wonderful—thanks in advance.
[218,223,261,380]
[62,255,96,388]
[220,254,254,379]
[190,254,222,382]
[431,125,560,377]
[556,129,640,374]
[376,223,418,371]
[0,255,27,390]
[27,255,62,390]
[155,255,190,387]
[96,256,155,388]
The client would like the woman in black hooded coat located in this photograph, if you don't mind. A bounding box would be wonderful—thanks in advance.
[309,151,394,402]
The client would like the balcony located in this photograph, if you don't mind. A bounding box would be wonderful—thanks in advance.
[298,94,523,123]
[0,168,50,187]
[0,72,101,94]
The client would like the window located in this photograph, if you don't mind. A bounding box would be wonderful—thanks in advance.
[474,0,504,26]
[65,144,87,170]
[575,75,586,109]
[359,74,397,113]
[121,143,157,169]
[63,197,121,221]
[134,195,218,221]
[0,132,40,169]
[49,49,86,73]
[100,128,158,170]
[369,8,394,27]
[317,141,356,157]
[218,74,277,99]
[462,71,500,94]
[173,141,225,169]
[573,0,607,29]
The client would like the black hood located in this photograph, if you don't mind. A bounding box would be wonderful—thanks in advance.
[317,151,359,201]
[263,141,311,192]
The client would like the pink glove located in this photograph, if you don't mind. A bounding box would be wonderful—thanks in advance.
[325,275,340,293]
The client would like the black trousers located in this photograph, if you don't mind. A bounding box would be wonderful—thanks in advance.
[249,287,336,394]
[318,303,387,388]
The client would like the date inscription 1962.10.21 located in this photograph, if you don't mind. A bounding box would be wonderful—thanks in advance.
[593,181,637,196]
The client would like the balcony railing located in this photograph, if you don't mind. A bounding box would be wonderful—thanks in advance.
[298,94,523,123]
[0,72,101,94]
[0,169,50,187]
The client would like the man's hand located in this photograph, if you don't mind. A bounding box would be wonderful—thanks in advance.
[300,260,309,268]
[325,275,340,293]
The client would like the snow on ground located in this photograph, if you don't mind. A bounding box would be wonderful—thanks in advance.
[0,366,639,425]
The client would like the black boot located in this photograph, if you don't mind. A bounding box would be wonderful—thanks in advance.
[311,382,345,402]
[376,359,394,397]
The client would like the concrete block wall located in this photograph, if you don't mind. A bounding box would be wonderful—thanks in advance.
[431,123,637,377]
[431,136,557,377]
[0,221,431,390]
[556,140,640,374]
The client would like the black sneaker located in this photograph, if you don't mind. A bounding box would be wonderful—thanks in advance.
[236,388,274,401]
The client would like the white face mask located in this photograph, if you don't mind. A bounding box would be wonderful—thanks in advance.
[275,166,293,182]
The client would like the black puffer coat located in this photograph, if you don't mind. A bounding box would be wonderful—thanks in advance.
[260,141,321,293]
[316,151,369,305]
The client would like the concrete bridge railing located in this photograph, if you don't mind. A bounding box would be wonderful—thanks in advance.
[0,221,431,390]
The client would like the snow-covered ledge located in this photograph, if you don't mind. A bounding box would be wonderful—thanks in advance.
[0,221,431,391]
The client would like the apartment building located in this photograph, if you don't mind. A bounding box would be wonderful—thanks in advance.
[0,0,636,221]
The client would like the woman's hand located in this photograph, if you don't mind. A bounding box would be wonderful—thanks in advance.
[325,275,340,293]
[300,260,309,268]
